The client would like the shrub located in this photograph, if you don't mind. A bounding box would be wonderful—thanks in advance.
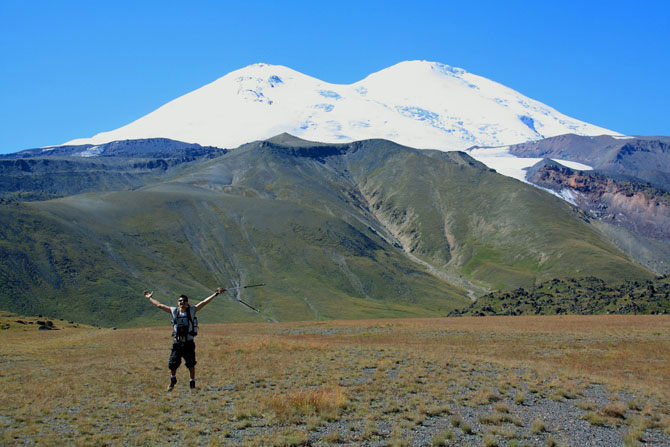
[494,403,510,413]
[431,430,454,446]
[462,422,474,435]
[602,402,627,419]
[575,401,597,411]
[473,388,502,405]
[479,412,522,427]
[514,391,525,405]
[582,412,607,426]
[623,427,644,447]
[483,432,499,447]
[323,430,343,443]
[479,413,504,426]
[361,419,380,440]
[274,429,310,447]
[531,418,546,434]
[426,404,450,416]
[389,426,408,447]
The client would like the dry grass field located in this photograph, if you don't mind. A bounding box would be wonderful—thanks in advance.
[1,314,669,446]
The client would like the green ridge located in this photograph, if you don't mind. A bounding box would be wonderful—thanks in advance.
[0,137,654,326]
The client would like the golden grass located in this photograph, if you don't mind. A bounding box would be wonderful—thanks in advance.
[266,386,347,422]
[602,402,628,419]
[530,418,547,434]
[0,314,668,445]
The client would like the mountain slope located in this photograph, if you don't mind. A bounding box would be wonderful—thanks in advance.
[0,138,225,201]
[525,159,670,274]
[461,135,670,275]
[0,136,652,326]
[510,134,670,191]
[341,140,651,290]
[63,61,617,150]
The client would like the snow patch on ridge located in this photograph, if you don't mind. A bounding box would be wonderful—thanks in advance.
[467,146,595,204]
[558,188,579,205]
[467,146,593,183]
[467,147,542,182]
[554,160,593,171]
[74,146,103,157]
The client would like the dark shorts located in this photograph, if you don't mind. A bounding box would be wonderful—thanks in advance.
[168,340,196,370]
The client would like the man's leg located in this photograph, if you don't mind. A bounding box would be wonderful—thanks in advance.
[168,344,182,391]
[185,341,197,389]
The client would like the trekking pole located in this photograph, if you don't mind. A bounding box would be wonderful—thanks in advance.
[235,299,262,313]
[220,283,265,313]
[223,283,265,291]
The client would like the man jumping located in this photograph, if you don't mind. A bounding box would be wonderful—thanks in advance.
[143,287,225,391]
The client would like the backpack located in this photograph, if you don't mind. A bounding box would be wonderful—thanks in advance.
[171,306,198,342]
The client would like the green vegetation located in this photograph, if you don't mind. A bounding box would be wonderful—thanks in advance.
[0,136,655,326]
[452,276,670,316]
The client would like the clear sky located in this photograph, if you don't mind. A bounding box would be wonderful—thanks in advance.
[1,0,668,153]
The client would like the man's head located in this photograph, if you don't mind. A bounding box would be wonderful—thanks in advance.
[178,295,189,309]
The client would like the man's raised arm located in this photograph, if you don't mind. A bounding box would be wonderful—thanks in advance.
[195,288,226,313]
[143,290,172,313]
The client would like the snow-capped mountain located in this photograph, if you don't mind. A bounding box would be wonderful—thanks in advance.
[64,61,618,150]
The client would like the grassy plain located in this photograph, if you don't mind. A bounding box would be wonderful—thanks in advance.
[1,314,669,446]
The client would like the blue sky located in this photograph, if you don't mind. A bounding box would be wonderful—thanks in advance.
[1,0,668,153]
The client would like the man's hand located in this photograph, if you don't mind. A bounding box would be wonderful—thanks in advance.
[196,287,225,312]
[143,290,170,313]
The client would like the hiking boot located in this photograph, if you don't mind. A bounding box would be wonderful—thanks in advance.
[190,379,196,389]
[168,376,177,391]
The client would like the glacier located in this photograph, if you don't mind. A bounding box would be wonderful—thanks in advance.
[63,60,619,151]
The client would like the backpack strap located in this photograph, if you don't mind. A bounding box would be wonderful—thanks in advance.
[186,306,191,326]
[170,307,178,339]
[186,305,197,336]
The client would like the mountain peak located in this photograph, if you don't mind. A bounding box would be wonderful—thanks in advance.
[373,60,467,78]
[63,61,619,151]
[227,62,308,80]
[264,133,327,147]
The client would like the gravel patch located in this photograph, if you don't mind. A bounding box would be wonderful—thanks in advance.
[214,380,670,447]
